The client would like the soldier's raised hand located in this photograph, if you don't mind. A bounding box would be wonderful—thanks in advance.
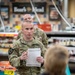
[20,51,28,60]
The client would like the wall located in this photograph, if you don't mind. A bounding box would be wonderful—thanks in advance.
[68,0,75,18]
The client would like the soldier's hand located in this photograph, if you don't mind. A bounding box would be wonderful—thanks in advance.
[36,56,44,64]
[20,51,28,60]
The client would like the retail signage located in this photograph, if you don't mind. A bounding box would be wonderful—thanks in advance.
[49,5,61,21]
[12,2,46,14]
[0,5,9,20]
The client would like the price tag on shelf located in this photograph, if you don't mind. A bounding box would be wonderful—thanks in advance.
[4,70,14,75]
[0,34,5,36]
[5,34,14,37]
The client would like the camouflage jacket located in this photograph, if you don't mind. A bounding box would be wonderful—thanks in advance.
[8,37,46,75]
[17,28,48,48]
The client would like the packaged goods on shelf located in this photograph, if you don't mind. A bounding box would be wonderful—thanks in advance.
[0,61,16,75]
[0,61,16,71]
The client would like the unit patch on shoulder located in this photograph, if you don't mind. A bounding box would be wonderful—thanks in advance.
[8,47,14,55]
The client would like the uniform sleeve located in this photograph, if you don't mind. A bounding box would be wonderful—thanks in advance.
[39,42,47,68]
[42,32,48,48]
[8,41,21,67]
[39,41,47,57]
[38,28,48,48]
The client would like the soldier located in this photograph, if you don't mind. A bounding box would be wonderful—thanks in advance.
[8,21,46,75]
[17,14,48,48]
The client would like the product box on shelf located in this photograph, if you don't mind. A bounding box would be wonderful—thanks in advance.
[38,23,52,32]
[0,61,16,75]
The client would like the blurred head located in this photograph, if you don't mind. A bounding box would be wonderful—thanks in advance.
[44,45,69,75]
[22,21,34,41]
[22,14,33,22]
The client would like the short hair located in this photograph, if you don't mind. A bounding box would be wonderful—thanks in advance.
[21,21,34,28]
[44,44,69,75]
[22,14,33,22]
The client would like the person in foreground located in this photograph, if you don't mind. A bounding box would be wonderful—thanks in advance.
[17,14,48,48]
[8,21,46,75]
[40,44,69,75]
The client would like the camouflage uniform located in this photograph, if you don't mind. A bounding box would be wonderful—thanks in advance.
[17,28,48,48]
[8,37,46,75]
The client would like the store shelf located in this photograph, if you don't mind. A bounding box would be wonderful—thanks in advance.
[0,33,18,61]
[0,33,17,75]
[0,55,8,61]
[0,32,18,37]
[46,31,75,74]
[46,31,75,37]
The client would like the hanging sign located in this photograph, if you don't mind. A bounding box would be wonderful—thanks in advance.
[1,5,9,20]
[49,5,61,21]
[12,2,46,14]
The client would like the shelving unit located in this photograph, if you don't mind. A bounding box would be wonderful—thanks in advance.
[46,31,75,75]
[0,32,18,75]
[0,32,18,58]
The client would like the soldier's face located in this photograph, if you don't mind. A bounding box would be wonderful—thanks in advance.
[22,22,34,40]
